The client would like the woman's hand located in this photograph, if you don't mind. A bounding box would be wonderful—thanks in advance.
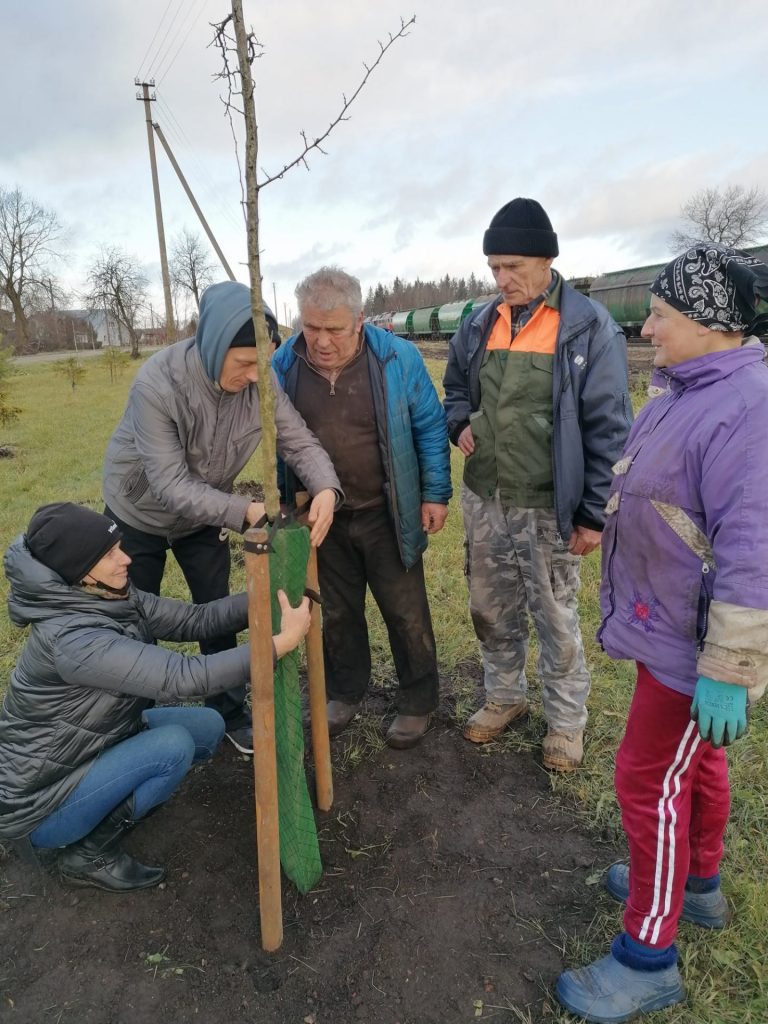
[273,590,311,658]
[691,676,748,747]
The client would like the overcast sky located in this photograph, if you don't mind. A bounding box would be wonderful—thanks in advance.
[2,0,766,324]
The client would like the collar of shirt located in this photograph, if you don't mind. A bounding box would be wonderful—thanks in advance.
[497,269,561,337]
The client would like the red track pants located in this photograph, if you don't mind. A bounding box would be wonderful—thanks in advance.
[615,663,730,948]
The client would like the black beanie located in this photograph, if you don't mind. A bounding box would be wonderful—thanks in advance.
[26,503,123,584]
[230,312,282,349]
[482,198,559,257]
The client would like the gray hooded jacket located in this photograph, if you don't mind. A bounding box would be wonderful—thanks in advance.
[0,536,254,839]
[103,282,341,540]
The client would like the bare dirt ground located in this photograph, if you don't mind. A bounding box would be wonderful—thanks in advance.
[0,680,619,1024]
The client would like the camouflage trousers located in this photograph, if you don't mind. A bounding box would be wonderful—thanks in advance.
[461,485,590,731]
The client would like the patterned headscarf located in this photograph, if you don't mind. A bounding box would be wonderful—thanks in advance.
[650,243,768,334]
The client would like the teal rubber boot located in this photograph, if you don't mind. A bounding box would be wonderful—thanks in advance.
[605,862,730,929]
[556,945,685,1023]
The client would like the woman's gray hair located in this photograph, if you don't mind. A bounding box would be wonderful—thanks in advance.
[294,266,363,318]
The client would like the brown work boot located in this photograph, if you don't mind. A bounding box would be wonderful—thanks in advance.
[326,700,361,737]
[385,714,430,750]
[463,700,528,743]
[542,728,584,771]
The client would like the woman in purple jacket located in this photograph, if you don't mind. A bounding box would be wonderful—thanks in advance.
[556,244,768,1023]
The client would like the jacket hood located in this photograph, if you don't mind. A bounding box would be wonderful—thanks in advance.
[659,341,765,391]
[4,535,132,627]
[195,281,277,384]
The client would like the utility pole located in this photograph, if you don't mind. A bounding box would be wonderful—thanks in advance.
[272,283,278,322]
[152,123,236,282]
[135,80,175,344]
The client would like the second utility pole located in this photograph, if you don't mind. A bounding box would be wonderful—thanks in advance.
[136,80,176,344]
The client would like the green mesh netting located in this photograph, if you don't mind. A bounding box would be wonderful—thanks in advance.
[268,523,322,894]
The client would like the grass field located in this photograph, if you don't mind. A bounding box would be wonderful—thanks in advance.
[0,352,766,1023]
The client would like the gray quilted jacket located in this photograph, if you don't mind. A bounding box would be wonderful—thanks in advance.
[103,281,341,540]
[0,535,253,839]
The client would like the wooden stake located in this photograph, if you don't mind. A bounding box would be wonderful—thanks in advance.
[244,527,282,951]
[296,492,333,811]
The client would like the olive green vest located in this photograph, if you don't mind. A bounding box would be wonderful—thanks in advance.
[463,301,560,507]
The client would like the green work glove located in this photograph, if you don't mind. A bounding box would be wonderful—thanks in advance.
[691,676,748,748]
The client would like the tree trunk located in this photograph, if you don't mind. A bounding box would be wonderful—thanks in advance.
[231,0,279,518]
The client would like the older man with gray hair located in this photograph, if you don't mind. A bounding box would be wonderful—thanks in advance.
[272,267,452,749]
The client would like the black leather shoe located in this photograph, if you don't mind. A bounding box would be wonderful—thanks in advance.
[385,714,430,749]
[57,796,165,893]
[59,848,166,892]
[326,700,361,737]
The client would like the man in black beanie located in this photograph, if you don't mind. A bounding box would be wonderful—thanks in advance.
[443,198,632,770]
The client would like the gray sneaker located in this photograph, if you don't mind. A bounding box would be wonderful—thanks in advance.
[225,725,253,755]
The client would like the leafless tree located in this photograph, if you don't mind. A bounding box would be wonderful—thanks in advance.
[669,185,768,252]
[0,186,63,351]
[212,3,415,516]
[85,247,149,359]
[170,228,216,311]
[0,342,21,435]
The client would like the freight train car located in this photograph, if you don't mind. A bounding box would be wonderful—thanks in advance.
[588,244,768,337]
[370,249,768,342]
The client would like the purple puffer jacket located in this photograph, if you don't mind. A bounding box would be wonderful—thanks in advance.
[597,343,768,700]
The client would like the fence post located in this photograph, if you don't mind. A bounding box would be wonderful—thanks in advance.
[244,526,283,951]
[296,492,333,811]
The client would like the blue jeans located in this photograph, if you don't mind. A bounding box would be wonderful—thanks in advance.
[29,707,225,849]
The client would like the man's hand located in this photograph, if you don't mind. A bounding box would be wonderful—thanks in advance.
[307,488,336,547]
[457,425,475,457]
[568,525,601,556]
[273,590,312,658]
[421,502,448,535]
[691,676,748,747]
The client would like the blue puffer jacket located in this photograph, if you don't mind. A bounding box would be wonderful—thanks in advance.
[272,325,452,569]
[443,280,632,538]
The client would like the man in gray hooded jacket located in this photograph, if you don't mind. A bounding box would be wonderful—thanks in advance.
[103,281,341,753]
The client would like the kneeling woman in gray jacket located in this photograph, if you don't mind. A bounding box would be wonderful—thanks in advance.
[0,502,310,893]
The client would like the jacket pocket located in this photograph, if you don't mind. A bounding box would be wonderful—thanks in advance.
[463,409,497,498]
[696,564,715,645]
[122,466,150,502]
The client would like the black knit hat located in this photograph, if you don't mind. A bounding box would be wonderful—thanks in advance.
[482,198,559,257]
[26,503,123,584]
[229,312,282,349]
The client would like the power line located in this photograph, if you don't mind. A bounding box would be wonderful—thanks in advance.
[156,97,243,236]
[156,95,244,236]
[145,0,188,81]
[135,0,177,80]
[156,0,209,85]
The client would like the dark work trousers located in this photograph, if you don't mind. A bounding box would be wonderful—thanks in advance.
[317,506,439,716]
[104,508,246,725]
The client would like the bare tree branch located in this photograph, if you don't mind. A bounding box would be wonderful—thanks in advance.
[85,246,149,359]
[259,16,416,187]
[0,186,63,350]
[170,228,216,311]
[210,13,264,222]
[668,184,768,252]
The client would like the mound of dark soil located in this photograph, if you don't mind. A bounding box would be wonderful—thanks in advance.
[0,698,615,1024]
